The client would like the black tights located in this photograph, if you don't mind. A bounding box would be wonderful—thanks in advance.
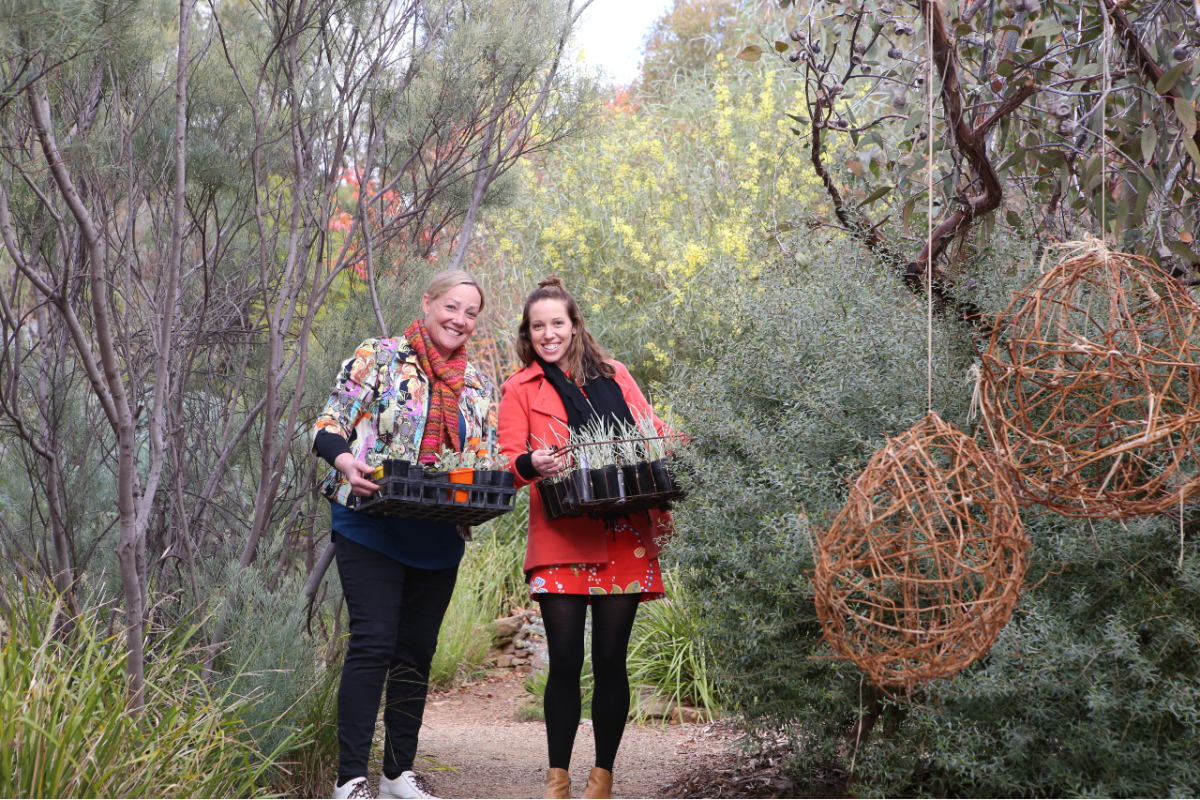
[537,593,641,773]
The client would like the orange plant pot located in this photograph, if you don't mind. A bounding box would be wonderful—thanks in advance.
[448,468,475,502]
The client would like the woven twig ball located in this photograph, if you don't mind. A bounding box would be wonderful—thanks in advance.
[979,238,1200,518]
[814,411,1029,691]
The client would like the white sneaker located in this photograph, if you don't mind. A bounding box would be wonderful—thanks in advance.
[332,776,372,799]
[379,770,438,799]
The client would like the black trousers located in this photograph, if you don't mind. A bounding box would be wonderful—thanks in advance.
[537,593,641,773]
[333,532,459,781]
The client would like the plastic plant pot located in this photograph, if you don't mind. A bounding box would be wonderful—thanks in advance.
[601,464,623,498]
[589,468,610,501]
[622,464,641,497]
[553,478,572,512]
[404,465,425,499]
[541,479,563,519]
[421,468,441,501]
[476,469,493,501]
[448,468,474,502]
[636,462,655,496]
[487,470,516,504]
[650,460,672,493]
[475,469,492,502]
[571,468,594,504]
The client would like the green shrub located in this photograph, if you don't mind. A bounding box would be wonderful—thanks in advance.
[211,563,345,797]
[664,232,1200,797]
[627,570,722,716]
[429,494,529,688]
[0,587,288,798]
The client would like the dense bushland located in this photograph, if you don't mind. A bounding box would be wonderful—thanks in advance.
[663,233,1200,797]
[8,0,1200,795]
[0,588,287,798]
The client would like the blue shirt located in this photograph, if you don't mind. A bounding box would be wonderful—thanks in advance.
[328,411,466,569]
[330,503,464,569]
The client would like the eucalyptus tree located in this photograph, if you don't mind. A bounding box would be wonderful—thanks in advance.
[756,0,1200,319]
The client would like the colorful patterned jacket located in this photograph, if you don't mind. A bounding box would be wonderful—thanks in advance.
[313,337,498,507]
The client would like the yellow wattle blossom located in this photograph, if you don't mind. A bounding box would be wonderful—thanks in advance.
[475,49,823,384]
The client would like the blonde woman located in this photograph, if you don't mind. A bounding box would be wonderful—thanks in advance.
[313,270,496,800]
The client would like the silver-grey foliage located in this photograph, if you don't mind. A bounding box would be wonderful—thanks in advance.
[665,231,1200,796]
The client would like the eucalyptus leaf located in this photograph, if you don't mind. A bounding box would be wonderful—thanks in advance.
[1157,60,1194,95]
[737,45,764,62]
[857,185,894,207]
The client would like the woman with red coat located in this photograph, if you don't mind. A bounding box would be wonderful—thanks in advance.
[498,276,672,800]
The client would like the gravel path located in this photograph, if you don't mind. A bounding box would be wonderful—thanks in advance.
[413,673,734,799]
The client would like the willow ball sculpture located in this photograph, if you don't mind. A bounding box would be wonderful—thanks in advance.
[814,411,1029,691]
[979,238,1200,518]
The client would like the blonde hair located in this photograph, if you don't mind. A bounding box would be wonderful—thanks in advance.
[423,269,486,312]
[516,275,614,383]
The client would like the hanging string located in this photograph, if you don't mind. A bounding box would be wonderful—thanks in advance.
[925,3,936,413]
[1099,1,1111,246]
[1181,486,1186,572]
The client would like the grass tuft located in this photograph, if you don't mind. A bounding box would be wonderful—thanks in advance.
[0,587,289,798]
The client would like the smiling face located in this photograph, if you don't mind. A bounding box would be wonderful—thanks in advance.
[527,299,575,365]
[421,283,482,358]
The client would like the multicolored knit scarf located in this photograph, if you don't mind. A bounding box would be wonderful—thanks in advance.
[406,318,467,465]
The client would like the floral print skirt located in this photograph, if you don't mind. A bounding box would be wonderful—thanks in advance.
[528,517,664,602]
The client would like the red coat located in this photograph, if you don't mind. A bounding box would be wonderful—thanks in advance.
[497,359,672,574]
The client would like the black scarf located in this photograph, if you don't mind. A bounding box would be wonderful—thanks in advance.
[535,355,635,431]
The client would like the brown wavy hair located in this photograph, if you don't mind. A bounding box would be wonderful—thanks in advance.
[516,275,615,384]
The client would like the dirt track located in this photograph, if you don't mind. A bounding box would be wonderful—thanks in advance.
[413,673,734,799]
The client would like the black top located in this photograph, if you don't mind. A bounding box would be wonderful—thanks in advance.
[534,355,635,430]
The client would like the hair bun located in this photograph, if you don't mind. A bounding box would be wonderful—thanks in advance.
[537,275,565,290]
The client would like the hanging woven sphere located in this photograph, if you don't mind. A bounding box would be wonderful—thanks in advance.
[814,412,1029,691]
[979,239,1200,518]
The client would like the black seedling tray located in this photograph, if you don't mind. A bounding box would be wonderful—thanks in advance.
[536,460,686,522]
[355,461,517,526]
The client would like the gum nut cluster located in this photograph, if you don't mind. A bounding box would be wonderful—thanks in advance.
[894,21,914,36]
[1011,0,1041,14]
[888,45,903,59]
[1053,103,1071,118]
[789,26,805,42]
[879,1,894,14]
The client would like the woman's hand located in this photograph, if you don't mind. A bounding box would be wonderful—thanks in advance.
[530,448,569,478]
[334,453,380,497]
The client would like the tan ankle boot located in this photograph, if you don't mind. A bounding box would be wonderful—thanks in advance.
[580,767,613,799]
[544,768,571,799]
